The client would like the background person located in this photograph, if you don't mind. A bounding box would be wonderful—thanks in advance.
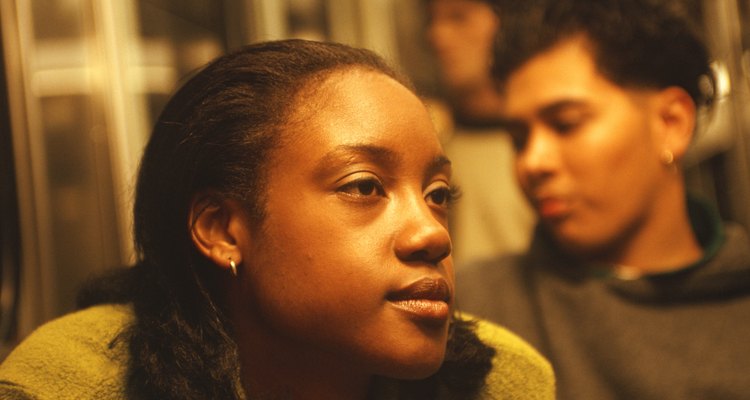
[0,39,554,400]
[425,0,535,267]
[457,1,750,399]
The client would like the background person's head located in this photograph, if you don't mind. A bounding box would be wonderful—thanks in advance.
[425,0,502,121]
[426,0,498,93]
[131,39,465,397]
[493,0,712,267]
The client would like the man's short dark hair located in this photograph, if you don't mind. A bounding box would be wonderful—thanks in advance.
[492,0,713,107]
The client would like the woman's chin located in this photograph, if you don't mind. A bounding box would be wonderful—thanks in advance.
[381,348,447,380]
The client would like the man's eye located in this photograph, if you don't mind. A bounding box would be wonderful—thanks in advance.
[338,178,385,197]
[550,111,590,134]
[551,120,579,134]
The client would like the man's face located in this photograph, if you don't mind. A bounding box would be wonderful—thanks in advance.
[500,37,676,258]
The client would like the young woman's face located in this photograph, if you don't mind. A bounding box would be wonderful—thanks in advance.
[236,69,454,381]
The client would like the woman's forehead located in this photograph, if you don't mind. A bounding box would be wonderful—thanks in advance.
[271,69,443,168]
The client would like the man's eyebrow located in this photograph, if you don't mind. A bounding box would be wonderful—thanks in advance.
[538,99,590,119]
[498,100,592,131]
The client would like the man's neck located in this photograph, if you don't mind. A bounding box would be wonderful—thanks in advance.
[593,193,704,276]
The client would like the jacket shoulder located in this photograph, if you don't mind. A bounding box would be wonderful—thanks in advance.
[0,304,132,400]
[470,316,556,399]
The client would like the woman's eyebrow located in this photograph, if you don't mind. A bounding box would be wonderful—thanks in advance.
[313,144,402,177]
[427,155,452,178]
[313,144,450,179]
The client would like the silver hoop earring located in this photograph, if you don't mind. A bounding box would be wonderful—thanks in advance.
[229,258,238,277]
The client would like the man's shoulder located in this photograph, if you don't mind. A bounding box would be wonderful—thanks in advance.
[720,222,750,266]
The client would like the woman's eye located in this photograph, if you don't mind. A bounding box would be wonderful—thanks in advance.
[338,178,385,198]
[426,185,460,208]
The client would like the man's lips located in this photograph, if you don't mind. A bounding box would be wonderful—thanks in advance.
[535,196,570,219]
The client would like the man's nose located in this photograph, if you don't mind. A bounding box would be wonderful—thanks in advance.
[517,128,560,183]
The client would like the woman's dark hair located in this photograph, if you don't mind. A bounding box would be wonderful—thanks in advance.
[492,0,713,107]
[78,39,494,399]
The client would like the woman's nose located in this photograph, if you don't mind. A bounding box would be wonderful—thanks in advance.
[394,197,452,265]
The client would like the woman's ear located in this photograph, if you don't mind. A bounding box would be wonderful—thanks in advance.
[655,86,696,162]
[189,192,248,274]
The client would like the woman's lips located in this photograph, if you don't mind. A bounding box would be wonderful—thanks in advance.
[388,278,451,324]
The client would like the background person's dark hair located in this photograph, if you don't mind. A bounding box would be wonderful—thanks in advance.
[492,0,713,108]
[78,39,494,399]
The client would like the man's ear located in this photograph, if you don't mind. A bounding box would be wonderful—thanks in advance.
[189,192,247,274]
[654,86,696,162]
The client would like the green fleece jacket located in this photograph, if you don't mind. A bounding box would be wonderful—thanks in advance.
[0,304,554,399]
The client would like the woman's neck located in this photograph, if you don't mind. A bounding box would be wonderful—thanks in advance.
[229,301,372,399]
[240,359,371,400]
